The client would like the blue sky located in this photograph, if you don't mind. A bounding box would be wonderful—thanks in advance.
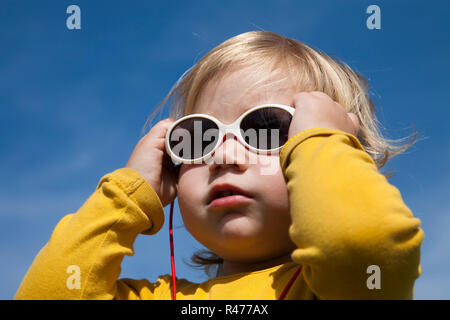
[1,0,449,299]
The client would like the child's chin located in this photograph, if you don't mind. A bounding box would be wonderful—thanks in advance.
[217,214,261,242]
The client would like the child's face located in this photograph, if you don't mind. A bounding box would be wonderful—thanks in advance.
[177,65,297,263]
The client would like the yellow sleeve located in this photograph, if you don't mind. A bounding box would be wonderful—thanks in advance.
[280,128,424,300]
[14,168,168,300]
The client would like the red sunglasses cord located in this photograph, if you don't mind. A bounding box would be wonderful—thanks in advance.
[169,200,177,300]
[168,200,302,300]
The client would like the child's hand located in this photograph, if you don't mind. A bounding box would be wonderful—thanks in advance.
[126,118,178,207]
[288,91,360,139]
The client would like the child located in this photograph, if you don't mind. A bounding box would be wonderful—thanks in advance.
[15,31,424,300]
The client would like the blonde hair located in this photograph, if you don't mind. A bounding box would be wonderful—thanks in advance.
[143,30,420,274]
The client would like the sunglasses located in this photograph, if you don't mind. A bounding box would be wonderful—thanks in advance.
[165,104,295,164]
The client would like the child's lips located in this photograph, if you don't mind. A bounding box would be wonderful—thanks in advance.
[207,194,253,209]
[207,183,253,208]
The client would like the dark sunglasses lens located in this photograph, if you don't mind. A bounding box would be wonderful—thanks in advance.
[240,107,292,150]
[169,117,219,160]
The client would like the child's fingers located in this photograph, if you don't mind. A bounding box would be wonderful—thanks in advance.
[290,91,361,138]
[138,118,175,150]
[148,118,175,139]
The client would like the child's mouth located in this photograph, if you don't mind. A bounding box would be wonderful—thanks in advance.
[207,183,253,209]
[208,194,252,209]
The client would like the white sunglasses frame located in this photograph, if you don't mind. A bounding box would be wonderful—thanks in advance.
[165,103,295,165]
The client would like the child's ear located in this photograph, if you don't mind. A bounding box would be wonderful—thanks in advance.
[174,164,181,183]
[162,152,181,183]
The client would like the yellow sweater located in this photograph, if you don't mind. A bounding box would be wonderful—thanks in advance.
[14,128,424,300]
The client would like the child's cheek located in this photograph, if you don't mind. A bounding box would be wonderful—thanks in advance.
[255,154,282,177]
[177,164,208,205]
[256,155,289,203]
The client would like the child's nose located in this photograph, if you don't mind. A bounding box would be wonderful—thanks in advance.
[208,133,251,172]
